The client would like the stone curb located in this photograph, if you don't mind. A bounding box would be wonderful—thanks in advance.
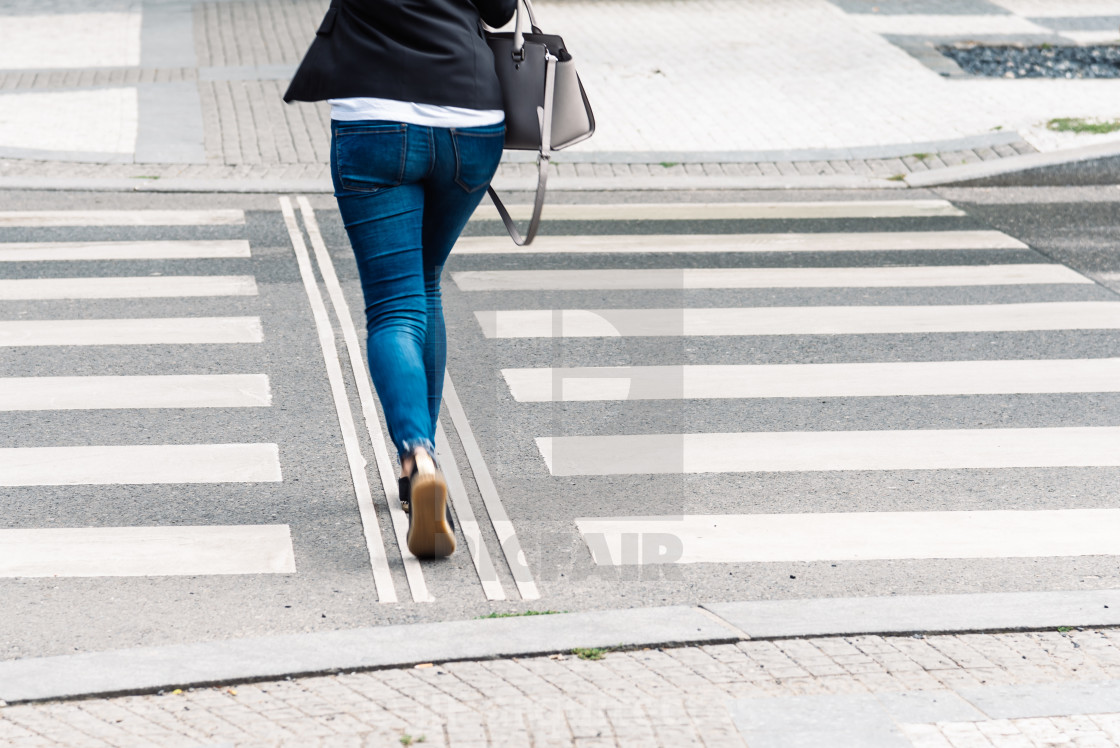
[0,144,1114,194]
[3,589,1120,705]
[904,139,1120,188]
[0,606,738,705]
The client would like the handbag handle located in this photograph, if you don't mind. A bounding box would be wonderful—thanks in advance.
[487,47,556,246]
[511,0,539,59]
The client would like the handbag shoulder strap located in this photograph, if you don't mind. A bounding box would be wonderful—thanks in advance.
[487,155,548,246]
[487,48,556,246]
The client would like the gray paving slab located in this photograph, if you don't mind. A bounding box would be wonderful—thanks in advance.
[705,589,1120,639]
[875,690,987,724]
[0,605,736,704]
[135,82,206,163]
[140,0,197,69]
[959,679,1120,720]
[729,694,911,748]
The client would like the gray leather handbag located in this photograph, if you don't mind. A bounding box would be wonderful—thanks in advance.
[486,0,595,245]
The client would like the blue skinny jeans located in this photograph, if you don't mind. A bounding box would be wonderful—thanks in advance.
[331,119,504,459]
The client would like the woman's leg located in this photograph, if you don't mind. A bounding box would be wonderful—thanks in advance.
[331,120,435,457]
[420,124,506,434]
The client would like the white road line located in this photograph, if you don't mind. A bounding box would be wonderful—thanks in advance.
[0,525,296,577]
[0,240,251,262]
[0,374,271,411]
[0,210,245,227]
[476,302,1120,338]
[0,317,263,346]
[280,197,397,603]
[435,423,507,601]
[537,427,1120,476]
[453,264,1088,291]
[469,199,966,222]
[0,276,258,300]
[455,231,1028,255]
[443,373,541,600]
[295,197,428,603]
[575,510,1120,565]
[502,359,1120,402]
[0,444,281,486]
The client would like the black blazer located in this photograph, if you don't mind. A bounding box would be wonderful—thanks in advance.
[283,0,517,110]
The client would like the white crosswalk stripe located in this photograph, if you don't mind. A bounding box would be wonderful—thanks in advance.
[537,427,1120,475]
[0,209,245,227]
[464,205,1120,571]
[0,275,258,299]
[0,317,263,346]
[575,510,1120,565]
[501,358,1120,401]
[454,264,1090,291]
[0,209,295,580]
[0,374,272,410]
[0,443,282,486]
[0,240,251,262]
[456,230,1028,254]
[0,526,296,577]
[477,302,1120,338]
[469,198,966,222]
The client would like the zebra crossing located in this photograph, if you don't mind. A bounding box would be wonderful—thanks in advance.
[0,208,290,579]
[0,203,538,607]
[452,197,1120,574]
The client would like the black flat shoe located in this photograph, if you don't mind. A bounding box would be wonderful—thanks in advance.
[404,451,456,559]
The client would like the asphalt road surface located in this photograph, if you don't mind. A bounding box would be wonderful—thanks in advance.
[1,185,1118,660]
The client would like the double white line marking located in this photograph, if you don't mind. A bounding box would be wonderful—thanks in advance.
[280,197,537,603]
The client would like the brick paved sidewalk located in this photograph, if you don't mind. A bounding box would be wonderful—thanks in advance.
[5,627,1120,747]
[6,0,1120,188]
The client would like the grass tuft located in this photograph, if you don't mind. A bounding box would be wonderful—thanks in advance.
[477,610,563,619]
[886,173,907,182]
[1047,117,1120,135]
[572,647,610,661]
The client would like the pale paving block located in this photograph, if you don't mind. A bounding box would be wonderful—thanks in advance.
[856,672,914,693]
[938,721,997,748]
[1089,714,1120,742]
[778,677,832,696]
[900,723,956,748]
[927,638,999,670]
[931,668,990,691]
[777,640,848,677]
[526,709,572,744]
[886,669,947,691]
[974,719,1033,748]
[956,635,1034,671]
[565,707,612,739]
[889,639,960,671]
[664,646,741,684]
[816,674,874,695]
[832,654,884,675]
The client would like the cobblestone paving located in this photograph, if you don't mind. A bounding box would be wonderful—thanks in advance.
[4,629,1120,747]
[6,0,1089,182]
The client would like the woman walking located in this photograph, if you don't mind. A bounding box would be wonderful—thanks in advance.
[284,0,516,558]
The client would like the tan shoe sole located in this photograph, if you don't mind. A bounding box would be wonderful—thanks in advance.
[406,470,456,559]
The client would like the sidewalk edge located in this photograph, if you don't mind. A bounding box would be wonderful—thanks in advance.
[904,140,1120,187]
[0,606,732,705]
[4,589,1120,705]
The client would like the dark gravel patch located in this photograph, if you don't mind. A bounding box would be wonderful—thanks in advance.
[940,44,1120,78]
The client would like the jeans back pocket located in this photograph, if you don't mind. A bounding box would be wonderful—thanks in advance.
[333,123,407,193]
[450,125,505,194]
